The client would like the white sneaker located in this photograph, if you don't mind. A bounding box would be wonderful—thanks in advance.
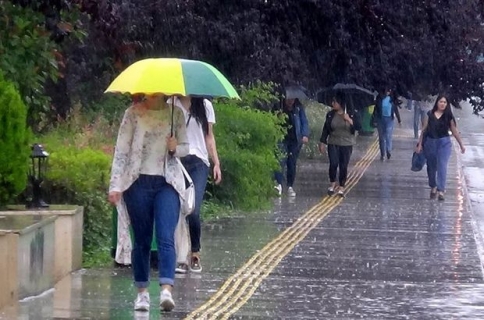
[274,184,282,196]
[288,187,296,197]
[134,291,150,311]
[134,311,150,320]
[337,188,345,197]
[160,289,175,312]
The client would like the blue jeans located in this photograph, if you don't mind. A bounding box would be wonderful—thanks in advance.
[377,116,394,156]
[275,140,301,187]
[181,155,209,253]
[424,136,452,192]
[414,107,426,139]
[123,174,180,288]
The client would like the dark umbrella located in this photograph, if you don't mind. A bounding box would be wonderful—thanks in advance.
[285,85,309,100]
[317,83,377,111]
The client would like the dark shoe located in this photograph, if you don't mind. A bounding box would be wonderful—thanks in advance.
[386,151,391,160]
[190,255,202,273]
[327,187,335,196]
[438,192,445,201]
[430,190,437,199]
[175,263,189,274]
[380,155,384,161]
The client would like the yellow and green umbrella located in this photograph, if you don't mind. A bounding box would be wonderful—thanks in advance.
[105,58,239,99]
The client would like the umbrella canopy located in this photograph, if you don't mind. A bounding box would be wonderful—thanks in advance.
[317,83,377,111]
[285,85,309,100]
[105,58,240,99]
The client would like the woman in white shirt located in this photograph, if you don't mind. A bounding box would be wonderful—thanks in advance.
[108,94,188,312]
[174,96,221,273]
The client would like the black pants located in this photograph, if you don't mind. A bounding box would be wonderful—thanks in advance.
[327,144,353,187]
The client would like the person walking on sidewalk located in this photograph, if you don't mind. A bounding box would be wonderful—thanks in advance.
[108,94,189,312]
[172,96,222,274]
[416,94,466,201]
[274,97,309,197]
[373,88,401,160]
[319,92,361,197]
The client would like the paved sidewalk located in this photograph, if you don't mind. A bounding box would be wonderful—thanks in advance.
[226,108,484,319]
[4,107,484,320]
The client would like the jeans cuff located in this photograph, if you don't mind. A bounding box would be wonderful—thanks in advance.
[159,277,175,286]
[134,281,150,288]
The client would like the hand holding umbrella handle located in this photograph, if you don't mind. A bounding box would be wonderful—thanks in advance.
[167,136,178,156]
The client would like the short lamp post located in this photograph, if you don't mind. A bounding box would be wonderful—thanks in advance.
[27,143,49,209]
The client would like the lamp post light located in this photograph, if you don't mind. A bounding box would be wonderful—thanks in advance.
[27,143,49,209]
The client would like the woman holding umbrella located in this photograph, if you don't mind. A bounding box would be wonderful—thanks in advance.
[106,58,239,312]
[108,93,189,312]
[319,92,361,196]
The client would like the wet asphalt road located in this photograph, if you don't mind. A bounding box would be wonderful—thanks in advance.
[4,105,484,320]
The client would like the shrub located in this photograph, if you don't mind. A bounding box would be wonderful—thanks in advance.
[83,93,130,124]
[37,111,115,266]
[42,144,112,266]
[0,71,30,207]
[210,86,285,210]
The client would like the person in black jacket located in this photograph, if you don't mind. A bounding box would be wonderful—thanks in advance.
[319,92,361,197]
[373,88,401,160]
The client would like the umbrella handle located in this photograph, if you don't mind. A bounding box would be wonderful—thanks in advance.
[169,97,175,156]
[171,97,174,137]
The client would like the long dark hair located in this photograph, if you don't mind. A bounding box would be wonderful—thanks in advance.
[190,97,209,136]
[332,91,346,111]
[432,94,455,125]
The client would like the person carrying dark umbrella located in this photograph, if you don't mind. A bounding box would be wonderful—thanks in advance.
[319,91,361,197]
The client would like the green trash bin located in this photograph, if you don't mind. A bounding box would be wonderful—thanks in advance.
[111,207,158,262]
[360,105,375,136]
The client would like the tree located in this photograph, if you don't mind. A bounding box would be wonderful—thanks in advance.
[81,0,484,113]
[6,0,484,117]
[0,0,85,130]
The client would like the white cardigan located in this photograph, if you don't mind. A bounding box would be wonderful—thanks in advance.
[110,102,189,264]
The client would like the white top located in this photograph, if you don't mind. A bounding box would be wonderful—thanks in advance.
[173,98,216,167]
[109,102,189,193]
